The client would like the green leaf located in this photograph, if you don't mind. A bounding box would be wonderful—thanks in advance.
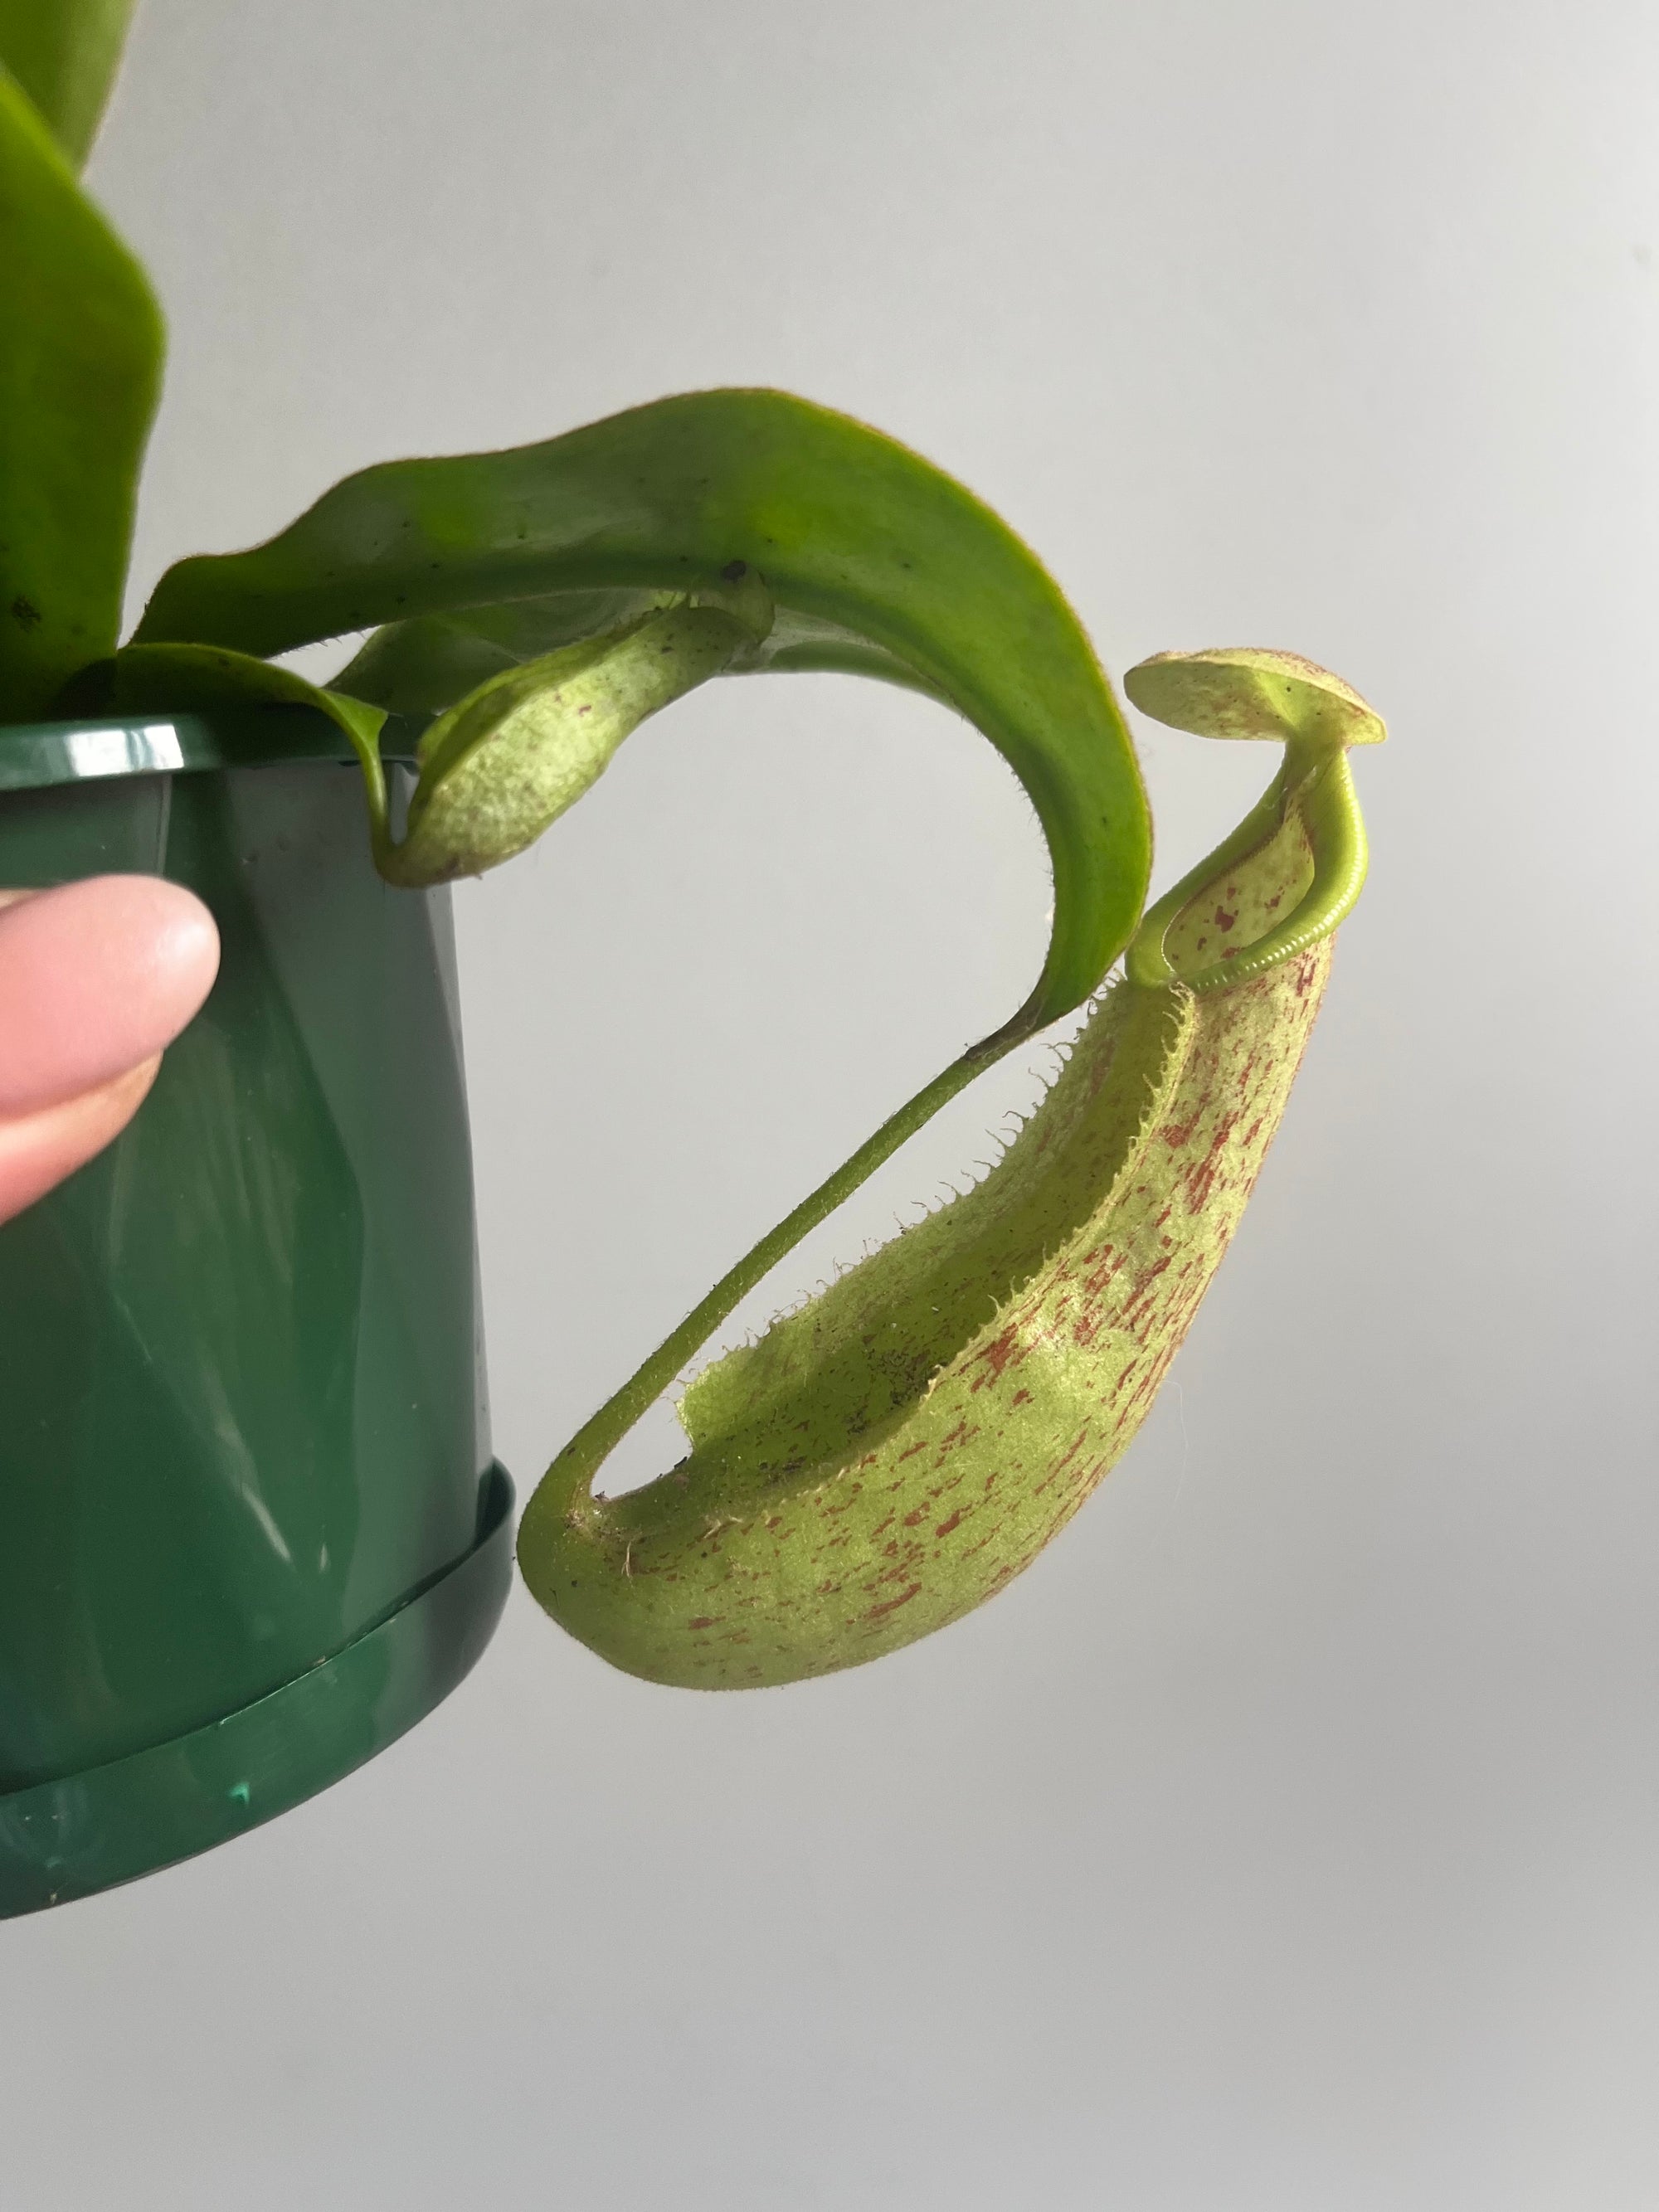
[0,66,161,719]
[77,639,387,766]
[135,387,1151,1033]
[518,666,1383,1686]
[0,0,134,169]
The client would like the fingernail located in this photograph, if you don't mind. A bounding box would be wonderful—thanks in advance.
[0,877,221,1116]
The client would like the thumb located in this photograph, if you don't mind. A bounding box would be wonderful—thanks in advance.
[0,877,221,1223]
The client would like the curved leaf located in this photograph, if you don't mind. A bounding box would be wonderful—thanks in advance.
[0,0,134,169]
[135,388,1151,1033]
[0,66,160,719]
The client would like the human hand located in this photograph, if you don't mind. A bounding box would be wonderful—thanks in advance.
[0,878,221,1227]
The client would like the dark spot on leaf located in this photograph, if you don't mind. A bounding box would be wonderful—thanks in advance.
[10,596,42,630]
[720,559,747,581]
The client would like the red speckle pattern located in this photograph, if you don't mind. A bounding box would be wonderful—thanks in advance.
[547,944,1333,1685]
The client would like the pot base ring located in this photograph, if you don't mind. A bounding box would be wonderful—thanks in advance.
[0,1465,514,1918]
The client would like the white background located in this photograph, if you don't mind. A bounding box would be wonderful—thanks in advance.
[6,1,1659,2205]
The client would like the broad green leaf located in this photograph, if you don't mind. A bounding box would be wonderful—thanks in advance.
[0,66,161,719]
[0,0,134,168]
[135,388,1151,1033]
[517,659,1384,1686]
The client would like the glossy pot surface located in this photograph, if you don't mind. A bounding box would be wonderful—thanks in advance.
[0,733,510,1914]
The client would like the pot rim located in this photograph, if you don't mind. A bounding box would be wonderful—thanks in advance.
[0,706,422,797]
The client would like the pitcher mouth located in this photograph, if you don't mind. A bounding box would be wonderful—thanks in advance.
[0,1464,513,1919]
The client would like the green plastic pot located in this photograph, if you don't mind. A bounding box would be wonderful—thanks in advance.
[0,707,513,1917]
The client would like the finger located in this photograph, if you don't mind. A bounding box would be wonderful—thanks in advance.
[0,877,221,1116]
[0,1057,161,1228]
